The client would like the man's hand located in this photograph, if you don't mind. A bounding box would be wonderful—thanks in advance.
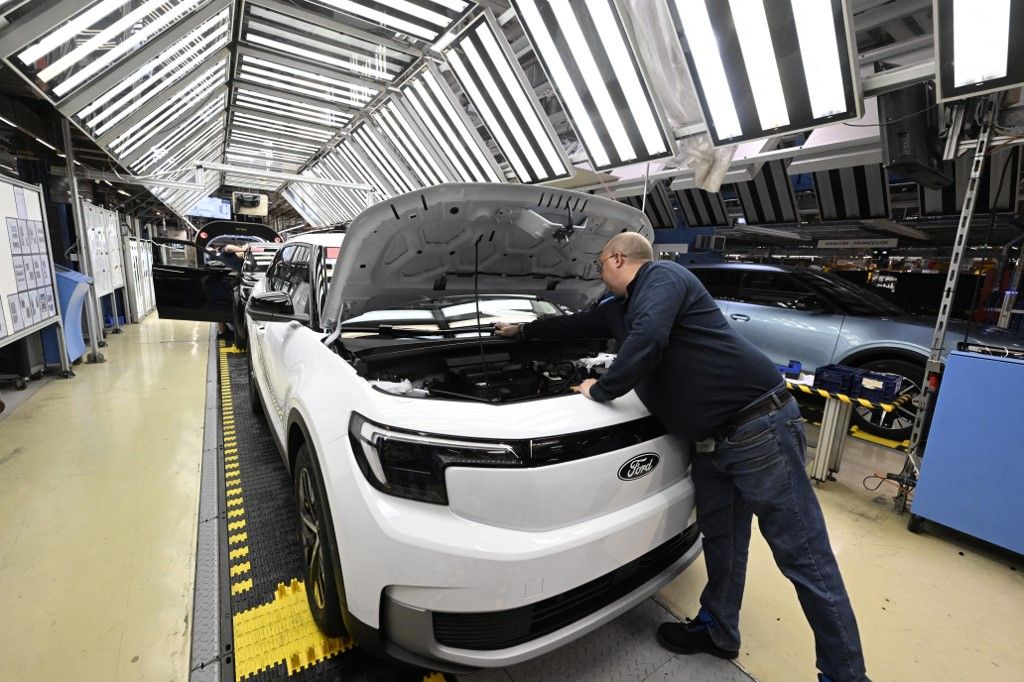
[573,378,598,399]
[493,321,522,338]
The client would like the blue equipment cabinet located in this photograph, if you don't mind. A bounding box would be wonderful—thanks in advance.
[911,352,1024,554]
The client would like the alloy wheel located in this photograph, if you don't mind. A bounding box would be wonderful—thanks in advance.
[298,468,327,610]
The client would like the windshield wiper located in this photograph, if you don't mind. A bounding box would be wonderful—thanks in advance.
[340,324,502,337]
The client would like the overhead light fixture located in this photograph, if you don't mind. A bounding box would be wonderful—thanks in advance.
[510,0,675,171]
[311,0,467,42]
[349,123,419,195]
[389,65,504,184]
[34,137,57,151]
[117,189,131,197]
[668,0,862,146]
[443,12,571,184]
[936,0,1024,101]
[736,224,805,241]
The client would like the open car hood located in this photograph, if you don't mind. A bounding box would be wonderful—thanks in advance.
[323,184,653,328]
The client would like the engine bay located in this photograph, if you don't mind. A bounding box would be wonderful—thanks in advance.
[347,338,615,403]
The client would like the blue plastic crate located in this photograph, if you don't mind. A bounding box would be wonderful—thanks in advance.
[813,364,865,396]
[857,371,903,404]
[776,360,803,378]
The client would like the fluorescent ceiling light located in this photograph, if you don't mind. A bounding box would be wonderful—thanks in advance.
[585,0,665,155]
[34,137,57,151]
[791,0,848,118]
[953,0,1010,87]
[18,0,125,65]
[514,0,608,167]
[50,0,204,98]
[314,0,440,41]
[672,0,741,140]
[117,189,131,197]
[728,0,789,130]
[245,33,393,80]
[512,0,673,170]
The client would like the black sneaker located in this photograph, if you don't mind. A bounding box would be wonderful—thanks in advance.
[656,620,739,659]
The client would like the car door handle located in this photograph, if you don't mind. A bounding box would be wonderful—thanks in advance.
[730,313,750,322]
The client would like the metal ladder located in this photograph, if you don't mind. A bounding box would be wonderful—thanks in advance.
[903,94,999,479]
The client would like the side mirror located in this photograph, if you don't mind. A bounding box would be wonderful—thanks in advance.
[248,290,301,323]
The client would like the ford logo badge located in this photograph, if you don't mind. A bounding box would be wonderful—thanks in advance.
[618,453,660,481]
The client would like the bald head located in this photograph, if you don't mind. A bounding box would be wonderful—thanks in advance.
[597,231,653,297]
[605,231,653,261]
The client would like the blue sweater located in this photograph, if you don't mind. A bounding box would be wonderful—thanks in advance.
[524,261,782,441]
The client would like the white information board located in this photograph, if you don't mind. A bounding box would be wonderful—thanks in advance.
[0,178,59,347]
[81,201,124,297]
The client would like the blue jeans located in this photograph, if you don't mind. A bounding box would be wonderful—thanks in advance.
[691,391,868,682]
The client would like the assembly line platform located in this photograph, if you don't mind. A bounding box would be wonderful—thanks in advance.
[191,337,753,682]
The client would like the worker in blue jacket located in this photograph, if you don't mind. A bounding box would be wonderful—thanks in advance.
[495,232,868,682]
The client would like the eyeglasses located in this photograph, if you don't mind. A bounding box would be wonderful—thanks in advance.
[594,252,623,272]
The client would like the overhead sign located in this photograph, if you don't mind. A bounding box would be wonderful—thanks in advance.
[817,238,897,249]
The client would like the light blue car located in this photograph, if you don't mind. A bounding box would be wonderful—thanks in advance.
[686,263,1024,440]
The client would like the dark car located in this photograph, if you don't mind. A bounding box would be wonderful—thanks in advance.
[232,244,281,350]
[687,263,1024,440]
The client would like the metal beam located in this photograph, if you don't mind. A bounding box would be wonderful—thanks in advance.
[195,161,374,191]
[118,87,228,168]
[50,166,207,191]
[228,103,340,137]
[230,81,359,116]
[56,0,233,116]
[861,60,935,97]
[853,0,931,32]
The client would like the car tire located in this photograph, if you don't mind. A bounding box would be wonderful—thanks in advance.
[850,357,923,442]
[293,443,347,637]
[247,353,263,418]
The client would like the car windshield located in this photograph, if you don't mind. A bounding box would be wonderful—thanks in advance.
[790,270,906,316]
[340,296,562,338]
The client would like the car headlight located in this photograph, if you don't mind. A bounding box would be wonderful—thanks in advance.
[348,413,524,504]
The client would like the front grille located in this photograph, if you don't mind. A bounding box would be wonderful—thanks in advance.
[432,524,699,650]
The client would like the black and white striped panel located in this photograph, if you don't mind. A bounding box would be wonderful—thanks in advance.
[674,188,729,227]
[666,0,859,146]
[734,160,799,225]
[620,183,676,229]
[443,12,572,184]
[349,123,420,195]
[335,138,395,200]
[511,0,674,171]
[311,0,470,43]
[396,66,504,183]
[372,99,451,187]
[813,164,890,221]
[919,147,1021,216]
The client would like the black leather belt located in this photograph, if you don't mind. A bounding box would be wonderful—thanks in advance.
[713,386,793,441]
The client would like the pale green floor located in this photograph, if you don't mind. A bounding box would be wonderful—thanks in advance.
[0,317,208,681]
[1,317,1022,681]
[660,427,1024,681]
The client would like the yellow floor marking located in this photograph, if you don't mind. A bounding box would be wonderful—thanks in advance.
[227,487,242,497]
[422,675,445,682]
[232,579,353,680]
[228,520,246,532]
[227,497,244,508]
[225,454,239,462]
[225,478,241,489]
[225,461,240,470]
[229,532,248,545]
[231,579,253,595]
[848,425,910,450]
[229,546,249,560]
[225,448,238,455]
[230,561,251,577]
[228,508,245,519]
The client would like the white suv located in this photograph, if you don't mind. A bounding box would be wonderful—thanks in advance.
[245,184,700,672]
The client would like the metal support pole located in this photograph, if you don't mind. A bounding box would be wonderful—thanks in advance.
[61,119,104,363]
[997,253,1024,328]
[903,94,999,476]
[810,399,853,483]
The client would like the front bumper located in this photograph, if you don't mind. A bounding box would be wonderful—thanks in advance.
[384,525,701,669]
